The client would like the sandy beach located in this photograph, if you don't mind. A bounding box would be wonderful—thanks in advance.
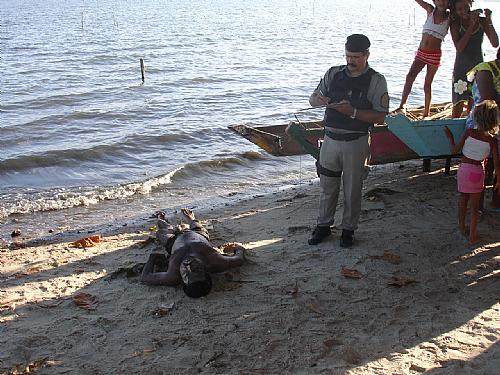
[1,160,499,374]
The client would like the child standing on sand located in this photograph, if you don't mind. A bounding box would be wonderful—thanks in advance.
[450,0,498,118]
[444,100,500,244]
[397,0,450,117]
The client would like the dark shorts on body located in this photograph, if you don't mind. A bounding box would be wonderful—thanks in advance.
[165,222,209,254]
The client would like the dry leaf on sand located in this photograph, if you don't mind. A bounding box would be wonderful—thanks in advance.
[152,303,175,317]
[14,266,41,278]
[219,242,245,254]
[387,276,417,287]
[323,338,342,348]
[286,280,299,296]
[72,292,98,310]
[306,302,324,315]
[127,348,156,359]
[10,357,49,374]
[341,266,363,279]
[371,251,401,265]
[71,235,102,248]
[9,242,26,250]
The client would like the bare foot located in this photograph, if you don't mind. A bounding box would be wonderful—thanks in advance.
[156,211,167,220]
[176,223,189,232]
[393,106,405,114]
[468,237,480,245]
[157,218,171,230]
[468,231,479,245]
[181,208,195,222]
[156,216,173,246]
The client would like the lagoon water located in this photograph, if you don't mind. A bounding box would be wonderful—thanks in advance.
[1,0,499,238]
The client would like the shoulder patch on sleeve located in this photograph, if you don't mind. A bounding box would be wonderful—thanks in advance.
[380,92,390,110]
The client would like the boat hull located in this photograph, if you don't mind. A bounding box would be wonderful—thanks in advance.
[229,121,419,165]
[385,114,465,157]
[228,103,464,165]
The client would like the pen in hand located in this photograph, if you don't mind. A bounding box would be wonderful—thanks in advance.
[317,90,330,106]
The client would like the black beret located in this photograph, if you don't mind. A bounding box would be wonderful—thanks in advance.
[345,34,371,52]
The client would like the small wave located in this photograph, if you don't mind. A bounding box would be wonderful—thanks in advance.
[4,89,108,111]
[241,150,266,161]
[1,148,105,172]
[0,168,182,219]
[0,152,267,219]
[0,110,142,136]
[10,45,38,51]
[171,76,237,86]
[169,151,267,182]
[0,133,192,172]
[172,157,245,180]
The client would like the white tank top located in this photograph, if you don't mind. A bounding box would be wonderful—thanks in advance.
[462,137,491,161]
[422,10,449,40]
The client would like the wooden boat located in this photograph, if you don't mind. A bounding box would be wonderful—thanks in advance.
[229,120,419,164]
[385,108,465,157]
[229,102,466,168]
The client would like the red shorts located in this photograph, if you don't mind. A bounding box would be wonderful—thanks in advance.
[457,162,484,193]
[415,48,442,67]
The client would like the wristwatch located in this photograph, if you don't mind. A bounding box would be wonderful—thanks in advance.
[350,108,357,119]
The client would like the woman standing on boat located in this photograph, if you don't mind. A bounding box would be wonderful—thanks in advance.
[396,0,450,118]
[450,0,498,118]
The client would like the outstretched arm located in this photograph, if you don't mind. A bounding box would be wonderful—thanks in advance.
[415,0,433,14]
[206,246,246,273]
[444,126,469,154]
[140,253,181,286]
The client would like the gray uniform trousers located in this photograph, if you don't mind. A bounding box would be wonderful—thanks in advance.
[317,133,370,231]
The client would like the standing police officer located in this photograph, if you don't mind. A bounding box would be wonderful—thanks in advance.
[308,34,389,248]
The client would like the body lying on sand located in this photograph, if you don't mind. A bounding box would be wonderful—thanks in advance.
[141,208,246,298]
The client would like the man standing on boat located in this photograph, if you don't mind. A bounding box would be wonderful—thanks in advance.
[308,34,389,248]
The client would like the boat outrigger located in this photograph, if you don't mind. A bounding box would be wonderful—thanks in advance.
[229,102,466,172]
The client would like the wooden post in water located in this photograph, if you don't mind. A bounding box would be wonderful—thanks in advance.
[140,58,145,83]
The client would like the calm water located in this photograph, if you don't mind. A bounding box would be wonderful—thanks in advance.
[1,0,499,238]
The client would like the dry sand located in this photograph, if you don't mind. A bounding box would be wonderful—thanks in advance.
[1,160,499,374]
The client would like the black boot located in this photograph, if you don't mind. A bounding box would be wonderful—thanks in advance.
[308,226,331,245]
[339,229,354,248]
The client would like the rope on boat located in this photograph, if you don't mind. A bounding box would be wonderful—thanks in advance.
[296,105,328,112]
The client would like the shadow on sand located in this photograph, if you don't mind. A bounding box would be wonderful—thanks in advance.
[0,166,499,374]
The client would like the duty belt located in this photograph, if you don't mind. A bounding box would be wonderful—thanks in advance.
[324,128,367,141]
